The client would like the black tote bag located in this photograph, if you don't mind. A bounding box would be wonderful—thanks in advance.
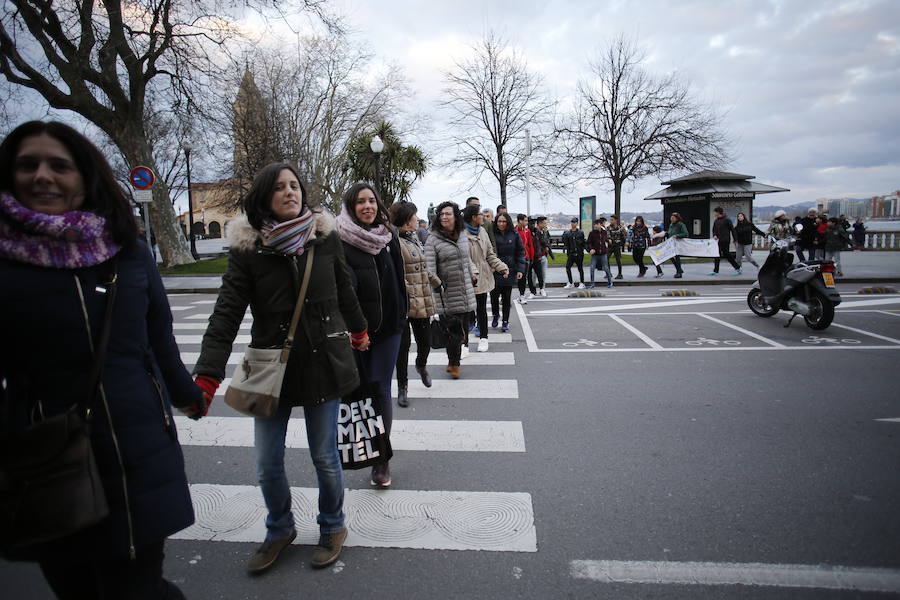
[338,359,392,470]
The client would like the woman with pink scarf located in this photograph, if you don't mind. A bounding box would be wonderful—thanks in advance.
[335,182,407,488]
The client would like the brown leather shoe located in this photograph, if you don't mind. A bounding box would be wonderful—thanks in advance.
[311,527,348,569]
[246,529,297,574]
[448,365,460,379]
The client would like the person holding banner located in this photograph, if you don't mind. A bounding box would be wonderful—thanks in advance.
[650,225,666,277]
[667,212,688,278]
[194,164,369,574]
[709,207,742,276]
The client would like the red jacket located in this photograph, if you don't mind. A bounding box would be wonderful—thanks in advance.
[516,225,534,260]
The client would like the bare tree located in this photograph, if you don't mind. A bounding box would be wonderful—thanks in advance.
[556,35,731,217]
[0,0,337,266]
[215,36,406,213]
[442,33,556,207]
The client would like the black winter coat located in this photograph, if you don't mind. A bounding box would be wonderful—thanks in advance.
[341,233,407,343]
[493,227,525,288]
[194,213,367,407]
[734,220,765,245]
[712,216,735,245]
[0,241,199,560]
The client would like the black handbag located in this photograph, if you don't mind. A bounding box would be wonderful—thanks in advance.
[0,263,116,555]
[338,358,392,470]
[429,288,462,350]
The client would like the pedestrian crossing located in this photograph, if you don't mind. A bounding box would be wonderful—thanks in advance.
[168,295,535,554]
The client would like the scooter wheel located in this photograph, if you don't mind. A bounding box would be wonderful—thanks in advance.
[804,290,835,330]
[747,288,779,317]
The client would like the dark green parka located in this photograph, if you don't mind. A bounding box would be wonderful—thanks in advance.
[194,211,367,406]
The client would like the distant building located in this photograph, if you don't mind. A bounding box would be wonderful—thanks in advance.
[644,170,789,238]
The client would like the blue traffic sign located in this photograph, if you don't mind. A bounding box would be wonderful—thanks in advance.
[129,166,155,189]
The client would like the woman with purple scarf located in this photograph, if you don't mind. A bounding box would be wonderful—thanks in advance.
[335,182,407,488]
[0,121,208,598]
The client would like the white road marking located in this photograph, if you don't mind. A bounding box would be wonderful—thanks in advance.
[177,334,251,345]
[191,300,217,304]
[569,559,900,593]
[173,323,250,330]
[607,314,662,350]
[514,301,539,352]
[877,310,900,317]
[391,379,518,399]
[829,323,900,345]
[174,416,525,452]
[876,418,900,423]
[530,297,749,315]
[181,352,243,366]
[837,298,900,309]
[181,351,515,369]
[173,484,536,552]
[413,333,512,344]
[697,313,785,347]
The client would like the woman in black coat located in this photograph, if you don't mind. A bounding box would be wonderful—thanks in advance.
[335,182,407,488]
[0,121,205,598]
[194,163,369,575]
[490,212,525,333]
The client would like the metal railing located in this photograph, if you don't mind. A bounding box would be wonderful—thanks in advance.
[751,230,900,250]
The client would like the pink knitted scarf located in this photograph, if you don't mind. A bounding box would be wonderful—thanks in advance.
[0,193,120,268]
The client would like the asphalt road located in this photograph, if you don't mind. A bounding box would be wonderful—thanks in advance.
[3,282,899,599]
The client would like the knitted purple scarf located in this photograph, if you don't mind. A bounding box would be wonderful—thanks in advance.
[334,208,392,255]
[0,193,120,268]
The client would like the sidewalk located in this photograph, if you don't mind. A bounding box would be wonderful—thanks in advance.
[163,251,900,293]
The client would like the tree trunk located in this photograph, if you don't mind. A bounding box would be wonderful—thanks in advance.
[613,180,623,219]
[114,128,195,267]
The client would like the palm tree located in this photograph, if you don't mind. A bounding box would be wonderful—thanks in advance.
[345,121,427,206]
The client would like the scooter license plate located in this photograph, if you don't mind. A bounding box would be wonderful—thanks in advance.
[822,272,835,287]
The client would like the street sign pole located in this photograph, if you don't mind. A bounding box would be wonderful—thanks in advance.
[130,167,156,258]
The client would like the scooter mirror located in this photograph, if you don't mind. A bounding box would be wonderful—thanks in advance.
[794,223,804,233]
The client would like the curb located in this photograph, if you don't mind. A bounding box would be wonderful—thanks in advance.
[661,290,700,297]
[858,286,898,294]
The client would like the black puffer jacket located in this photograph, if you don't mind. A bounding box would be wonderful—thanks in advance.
[341,233,407,343]
[194,212,367,406]
[0,241,199,560]
[493,227,525,288]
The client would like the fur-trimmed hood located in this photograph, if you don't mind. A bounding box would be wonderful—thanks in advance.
[227,210,336,252]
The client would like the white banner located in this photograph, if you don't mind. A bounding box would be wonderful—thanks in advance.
[647,238,676,265]
[648,237,719,265]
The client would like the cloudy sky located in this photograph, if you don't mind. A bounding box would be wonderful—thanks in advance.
[329,0,900,216]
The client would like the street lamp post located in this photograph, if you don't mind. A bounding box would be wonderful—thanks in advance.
[370,134,384,200]
[183,143,199,259]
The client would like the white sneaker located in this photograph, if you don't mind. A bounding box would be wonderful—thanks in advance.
[477,338,489,352]
[577,283,585,289]
[461,345,470,359]
[539,288,547,297]
[526,292,535,300]
[563,283,573,289]
[518,295,528,304]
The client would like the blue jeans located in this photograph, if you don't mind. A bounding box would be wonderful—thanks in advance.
[589,253,612,284]
[254,398,344,540]
[355,332,402,434]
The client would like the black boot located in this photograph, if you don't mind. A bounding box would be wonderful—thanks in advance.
[415,365,432,388]
[397,386,409,407]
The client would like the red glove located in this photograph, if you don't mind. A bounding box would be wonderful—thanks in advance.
[350,329,370,351]
[186,375,219,420]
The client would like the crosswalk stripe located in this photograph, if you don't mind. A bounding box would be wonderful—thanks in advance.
[173,323,251,330]
[391,379,518,398]
[177,335,251,345]
[174,416,525,452]
[171,483,537,552]
[211,378,518,399]
[180,351,515,368]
